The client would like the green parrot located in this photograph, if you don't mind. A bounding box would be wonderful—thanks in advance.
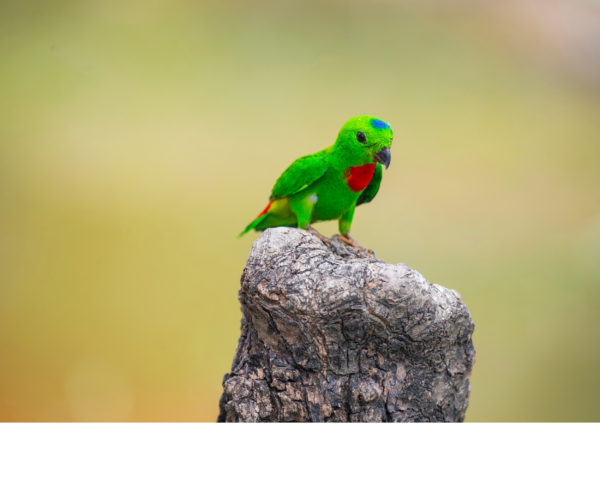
[239,116,393,251]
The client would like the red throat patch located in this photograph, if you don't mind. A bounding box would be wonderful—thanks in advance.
[345,163,377,192]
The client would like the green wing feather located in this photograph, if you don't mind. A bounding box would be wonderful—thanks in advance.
[270,147,329,200]
[356,163,383,206]
[238,213,268,238]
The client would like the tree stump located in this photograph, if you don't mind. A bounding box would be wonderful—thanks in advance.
[218,227,475,422]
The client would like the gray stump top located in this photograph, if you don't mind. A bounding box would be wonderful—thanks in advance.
[218,227,475,422]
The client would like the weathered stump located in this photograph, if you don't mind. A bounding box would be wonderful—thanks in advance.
[218,227,475,422]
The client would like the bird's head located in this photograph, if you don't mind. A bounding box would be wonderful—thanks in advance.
[333,116,393,169]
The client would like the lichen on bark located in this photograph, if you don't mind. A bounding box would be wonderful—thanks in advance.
[218,227,475,422]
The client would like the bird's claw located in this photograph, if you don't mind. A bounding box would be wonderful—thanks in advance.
[306,225,334,247]
[334,234,376,258]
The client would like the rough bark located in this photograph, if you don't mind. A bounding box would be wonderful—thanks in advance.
[218,227,475,423]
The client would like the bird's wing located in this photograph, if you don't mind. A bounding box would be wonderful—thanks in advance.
[356,163,383,206]
[270,147,329,200]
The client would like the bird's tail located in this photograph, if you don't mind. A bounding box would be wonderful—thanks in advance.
[238,213,269,238]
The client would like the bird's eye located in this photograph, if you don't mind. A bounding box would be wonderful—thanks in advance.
[357,131,366,144]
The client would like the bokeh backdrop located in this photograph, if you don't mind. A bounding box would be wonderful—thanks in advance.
[1,0,599,422]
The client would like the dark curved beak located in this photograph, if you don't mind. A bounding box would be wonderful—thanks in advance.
[373,147,391,169]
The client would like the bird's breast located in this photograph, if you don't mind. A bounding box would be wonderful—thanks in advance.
[344,163,376,193]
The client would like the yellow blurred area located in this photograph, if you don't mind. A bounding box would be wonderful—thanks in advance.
[1,0,599,421]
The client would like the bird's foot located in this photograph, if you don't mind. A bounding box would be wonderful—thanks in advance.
[335,233,376,257]
[306,225,334,248]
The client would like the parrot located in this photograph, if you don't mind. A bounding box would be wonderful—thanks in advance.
[239,116,393,252]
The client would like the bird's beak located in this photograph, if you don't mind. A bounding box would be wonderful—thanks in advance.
[373,147,391,169]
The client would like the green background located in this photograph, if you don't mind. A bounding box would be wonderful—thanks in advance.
[1,0,599,421]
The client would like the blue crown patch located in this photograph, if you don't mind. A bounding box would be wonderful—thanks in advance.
[370,119,390,130]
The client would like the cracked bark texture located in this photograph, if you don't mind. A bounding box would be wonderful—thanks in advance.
[217,227,475,423]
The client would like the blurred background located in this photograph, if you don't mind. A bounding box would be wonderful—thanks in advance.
[1,0,599,422]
